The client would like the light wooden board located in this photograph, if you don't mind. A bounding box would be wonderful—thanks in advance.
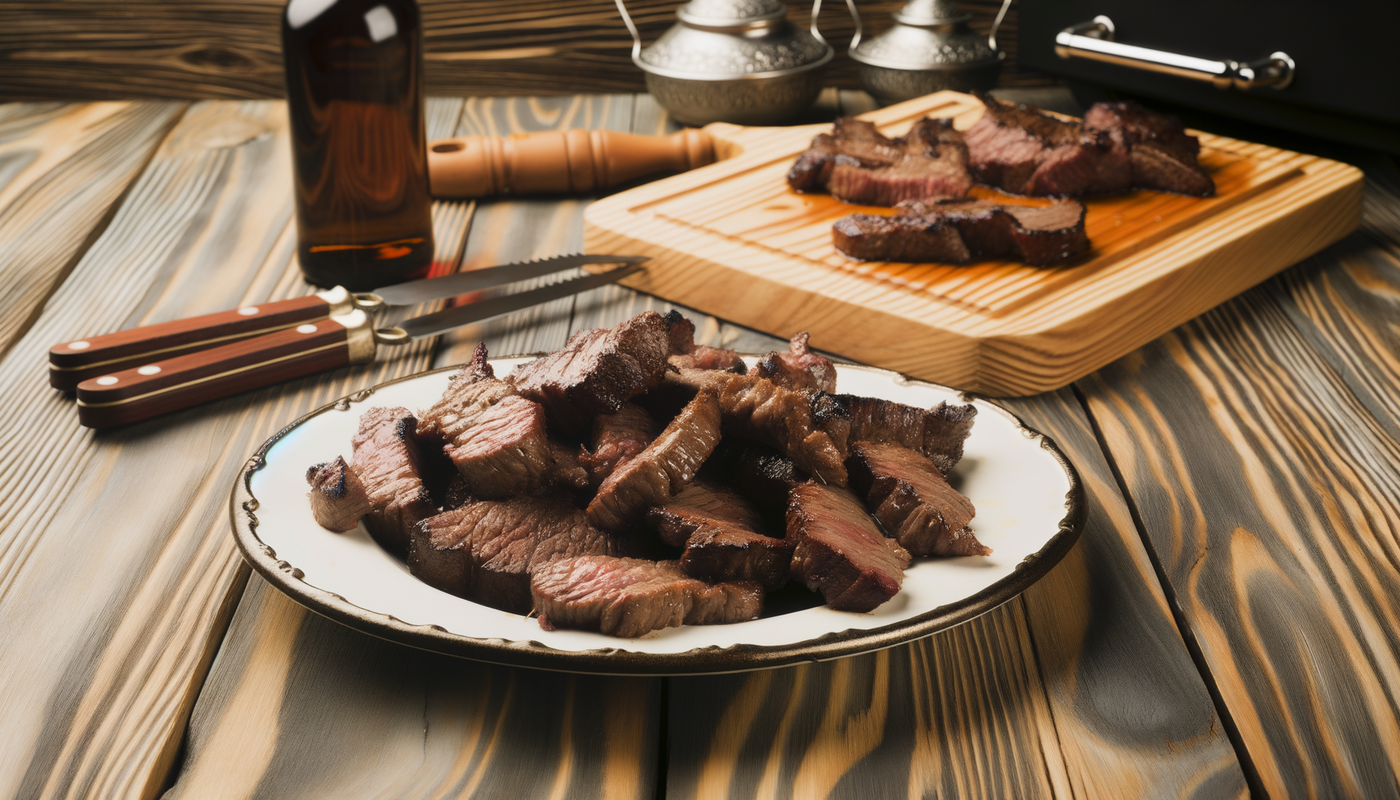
[584,91,1364,396]
[1077,174,1400,797]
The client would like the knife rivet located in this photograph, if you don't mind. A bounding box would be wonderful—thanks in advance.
[138,365,161,376]
[238,307,259,316]
[69,341,90,350]
[296,324,318,334]
[96,376,118,385]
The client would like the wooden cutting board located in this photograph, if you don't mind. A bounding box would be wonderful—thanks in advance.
[583,91,1363,396]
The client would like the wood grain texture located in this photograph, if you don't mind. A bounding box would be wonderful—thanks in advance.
[0,97,477,800]
[164,95,664,800]
[664,388,1246,800]
[585,90,1364,396]
[0,0,1055,102]
[1077,174,1400,797]
[0,101,185,358]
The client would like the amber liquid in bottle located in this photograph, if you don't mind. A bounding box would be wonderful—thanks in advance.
[283,0,434,290]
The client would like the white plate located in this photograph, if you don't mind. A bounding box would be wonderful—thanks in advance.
[230,359,1082,675]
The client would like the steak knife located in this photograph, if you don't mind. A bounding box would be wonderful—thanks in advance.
[48,253,647,391]
[65,257,647,430]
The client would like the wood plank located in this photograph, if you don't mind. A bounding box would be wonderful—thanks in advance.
[1076,177,1400,797]
[0,101,185,357]
[585,90,1364,396]
[0,97,475,800]
[0,1,1055,101]
[164,95,664,800]
[664,388,1246,799]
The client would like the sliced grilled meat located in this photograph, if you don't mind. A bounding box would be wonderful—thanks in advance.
[848,441,989,557]
[787,483,911,611]
[648,480,792,590]
[408,497,619,613]
[417,342,516,440]
[587,389,723,531]
[838,396,976,476]
[510,311,671,432]
[664,310,746,374]
[964,95,1125,197]
[351,407,437,556]
[722,443,809,526]
[305,455,371,532]
[441,395,553,499]
[787,117,973,206]
[1084,101,1215,196]
[752,332,836,393]
[531,555,764,638]
[674,370,850,486]
[833,198,1089,266]
[579,403,656,488]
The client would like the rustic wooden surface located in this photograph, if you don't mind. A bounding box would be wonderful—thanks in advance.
[0,0,1056,102]
[0,87,1396,800]
[585,90,1364,397]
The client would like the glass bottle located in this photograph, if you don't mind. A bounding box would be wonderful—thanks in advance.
[283,0,435,290]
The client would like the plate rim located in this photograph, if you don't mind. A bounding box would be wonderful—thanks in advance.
[229,360,1085,676]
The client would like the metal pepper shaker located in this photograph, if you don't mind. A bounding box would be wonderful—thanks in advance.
[849,0,1012,104]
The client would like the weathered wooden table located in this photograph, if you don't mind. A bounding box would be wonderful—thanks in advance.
[1,91,1396,800]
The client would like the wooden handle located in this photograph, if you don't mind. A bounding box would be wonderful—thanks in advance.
[49,288,358,392]
[74,310,377,429]
[427,128,715,198]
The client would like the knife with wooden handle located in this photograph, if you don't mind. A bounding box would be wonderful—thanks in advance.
[73,262,646,429]
[48,253,647,391]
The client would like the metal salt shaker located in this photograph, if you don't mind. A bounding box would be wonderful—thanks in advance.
[848,0,1012,104]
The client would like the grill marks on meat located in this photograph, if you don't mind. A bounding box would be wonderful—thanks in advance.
[753,332,836,392]
[511,311,671,432]
[579,403,655,488]
[647,481,793,590]
[1084,101,1214,196]
[787,483,911,611]
[964,95,1122,197]
[408,497,619,613]
[678,370,850,486]
[787,117,973,206]
[664,309,746,374]
[848,441,989,557]
[587,389,723,531]
[835,198,1088,266]
[351,407,437,556]
[531,555,763,638]
[841,396,976,475]
[305,456,371,532]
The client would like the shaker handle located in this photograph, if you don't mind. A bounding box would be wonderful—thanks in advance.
[988,0,1011,52]
[1055,16,1294,90]
[613,0,643,64]
[811,0,863,51]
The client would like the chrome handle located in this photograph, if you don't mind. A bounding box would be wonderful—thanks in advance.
[825,0,862,52]
[1055,16,1294,90]
[614,0,643,64]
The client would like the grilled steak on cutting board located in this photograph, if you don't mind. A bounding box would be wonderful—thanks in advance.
[963,94,1126,197]
[834,198,1089,265]
[1084,101,1215,196]
[531,555,764,638]
[787,117,973,206]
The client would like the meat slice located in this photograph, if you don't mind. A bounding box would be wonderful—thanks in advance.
[664,310,746,374]
[510,311,671,432]
[833,199,1089,266]
[839,396,976,476]
[1084,101,1214,196]
[408,497,619,613]
[417,342,516,441]
[351,407,437,556]
[752,332,836,393]
[787,483,911,611]
[305,455,371,532]
[787,117,973,206]
[579,403,656,487]
[647,481,792,590]
[848,441,989,557]
[964,94,1124,196]
[444,394,553,499]
[675,370,850,486]
[531,555,764,637]
[587,389,723,531]
[722,443,809,525]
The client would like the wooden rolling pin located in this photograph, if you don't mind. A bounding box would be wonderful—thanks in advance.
[426,128,714,198]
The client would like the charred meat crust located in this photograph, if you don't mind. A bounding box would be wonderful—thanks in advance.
[847,441,989,557]
[787,483,911,611]
[664,309,747,374]
[752,332,837,393]
[530,555,764,638]
[837,395,976,476]
[647,480,793,590]
[963,94,1123,197]
[351,406,438,556]
[833,198,1089,266]
[305,455,372,532]
[787,117,973,206]
[1083,101,1215,196]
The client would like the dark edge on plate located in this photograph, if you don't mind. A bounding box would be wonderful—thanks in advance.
[229,361,1085,676]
